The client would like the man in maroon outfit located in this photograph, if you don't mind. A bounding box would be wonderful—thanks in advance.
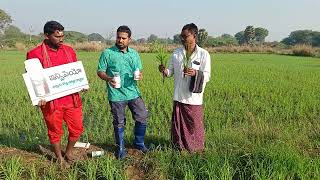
[159,23,211,152]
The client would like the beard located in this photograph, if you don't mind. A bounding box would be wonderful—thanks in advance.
[116,43,127,50]
[45,39,61,49]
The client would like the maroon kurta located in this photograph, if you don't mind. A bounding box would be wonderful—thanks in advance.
[171,101,205,152]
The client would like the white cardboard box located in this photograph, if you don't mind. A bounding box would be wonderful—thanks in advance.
[74,142,90,148]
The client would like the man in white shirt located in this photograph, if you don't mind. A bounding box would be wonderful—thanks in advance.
[159,23,211,152]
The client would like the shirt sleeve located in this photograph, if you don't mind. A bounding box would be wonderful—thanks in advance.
[25,47,44,67]
[26,49,42,64]
[26,51,36,60]
[135,51,143,70]
[97,51,107,72]
[25,50,42,72]
[167,53,175,76]
[202,51,211,83]
[70,48,77,62]
[26,52,30,60]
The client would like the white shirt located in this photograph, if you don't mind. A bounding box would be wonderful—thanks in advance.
[167,45,211,105]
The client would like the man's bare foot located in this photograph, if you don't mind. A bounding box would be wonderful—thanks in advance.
[64,153,76,164]
[56,157,70,169]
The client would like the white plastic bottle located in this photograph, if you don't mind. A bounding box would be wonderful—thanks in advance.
[91,150,105,157]
[113,72,121,88]
[134,68,140,80]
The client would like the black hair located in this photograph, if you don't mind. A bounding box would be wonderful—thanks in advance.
[117,25,132,38]
[182,23,198,37]
[43,21,64,35]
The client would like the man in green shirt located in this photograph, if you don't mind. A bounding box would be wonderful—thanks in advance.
[97,25,148,159]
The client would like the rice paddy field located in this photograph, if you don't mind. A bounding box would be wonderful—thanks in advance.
[0,50,320,179]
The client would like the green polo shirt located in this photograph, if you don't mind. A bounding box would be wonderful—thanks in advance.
[97,45,142,102]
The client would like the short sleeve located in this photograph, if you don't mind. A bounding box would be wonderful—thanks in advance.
[97,51,108,72]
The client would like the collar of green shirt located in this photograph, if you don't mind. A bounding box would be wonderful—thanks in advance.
[112,44,134,54]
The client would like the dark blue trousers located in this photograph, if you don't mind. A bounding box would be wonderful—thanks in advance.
[109,97,148,128]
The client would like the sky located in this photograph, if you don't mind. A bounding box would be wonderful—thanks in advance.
[1,0,320,41]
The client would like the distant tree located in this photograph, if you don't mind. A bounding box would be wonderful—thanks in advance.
[137,38,146,44]
[157,37,172,44]
[88,33,105,42]
[281,37,295,46]
[205,35,238,47]
[254,27,269,43]
[0,9,12,34]
[173,34,181,44]
[197,28,208,47]
[147,34,158,43]
[64,31,88,43]
[244,26,255,45]
[204,36,215,47]
[281,30,313,46]
[1,25,27,47]
[4,25,25,39]
[311,31,320,47]
[221,34,233,39]
[235,31,245,45]
[290,30,313,45]
[219,34,238,46]
[166,38,173,44]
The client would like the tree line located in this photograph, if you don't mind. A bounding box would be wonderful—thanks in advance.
[1,9,320,48]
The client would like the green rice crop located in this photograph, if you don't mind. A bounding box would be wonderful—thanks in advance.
[0,50,319,179]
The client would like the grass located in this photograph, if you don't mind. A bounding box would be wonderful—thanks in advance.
[0,156,23,180]
[0,50,319,179]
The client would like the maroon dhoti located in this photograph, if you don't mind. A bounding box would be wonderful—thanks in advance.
[171,101,205,152]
